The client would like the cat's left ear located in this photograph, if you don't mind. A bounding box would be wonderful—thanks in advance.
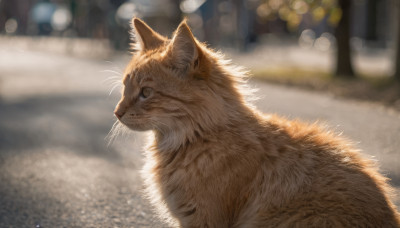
[131,18,166,51]
[169,21,200,75]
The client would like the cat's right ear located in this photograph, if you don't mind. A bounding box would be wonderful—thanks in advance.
[168,21,199,75]
[131,18,165,51]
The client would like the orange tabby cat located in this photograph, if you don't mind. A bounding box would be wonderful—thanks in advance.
[113,18,400,227]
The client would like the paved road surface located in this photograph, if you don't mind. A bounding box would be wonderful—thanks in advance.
[0,47,399,227]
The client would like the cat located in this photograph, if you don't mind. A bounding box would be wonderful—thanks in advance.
[113,18,400,227]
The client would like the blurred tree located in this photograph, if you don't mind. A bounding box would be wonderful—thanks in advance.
[365,0,378,41]
[334,0,354,77]
[395,0,400,81]
[258,0,355,78]
[0,0,33,35]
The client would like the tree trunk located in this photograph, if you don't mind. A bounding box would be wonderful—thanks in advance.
[394,0,400,81]
[365,0,378,41]
[334,0,355,78]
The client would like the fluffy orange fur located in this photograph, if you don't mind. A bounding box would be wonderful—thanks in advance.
[113,18,400,227]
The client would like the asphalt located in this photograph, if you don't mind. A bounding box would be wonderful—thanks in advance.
[0,46,399,227]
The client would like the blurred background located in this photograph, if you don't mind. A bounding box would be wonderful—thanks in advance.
[1,0,400,101]
[0,0,397,50]
[0,0,400,227]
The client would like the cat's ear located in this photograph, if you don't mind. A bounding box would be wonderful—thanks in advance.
[131,18,165,51]
[169,21,199,74]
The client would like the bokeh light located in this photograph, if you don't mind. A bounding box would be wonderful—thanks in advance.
[5,18,18,34]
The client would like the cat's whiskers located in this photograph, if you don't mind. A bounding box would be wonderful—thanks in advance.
[100,69,122,75]
[100,69,122,81]
[102,61,123,75]
[106,120,130,147]
[106,120,120,146]
[99,68,125,96]
[101,76,121,85]
[108,83,123,96]
[109,80,122,86]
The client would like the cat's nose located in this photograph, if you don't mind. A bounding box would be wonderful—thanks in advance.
[114,111,122,120]
[114,102,127,120]
[114,109,125,120]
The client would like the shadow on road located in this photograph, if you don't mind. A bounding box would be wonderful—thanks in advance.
[0,93,162,227]
[0,93,121,160]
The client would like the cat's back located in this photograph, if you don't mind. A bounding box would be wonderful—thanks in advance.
[246,114,400,227]
[147,112,400,227]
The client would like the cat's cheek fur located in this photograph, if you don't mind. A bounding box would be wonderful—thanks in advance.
[123,118,153,131]
[119,111,152,131]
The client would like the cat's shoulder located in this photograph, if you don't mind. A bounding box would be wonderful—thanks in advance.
[259,113,354,151]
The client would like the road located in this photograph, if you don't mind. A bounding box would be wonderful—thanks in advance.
[0,46,399,227]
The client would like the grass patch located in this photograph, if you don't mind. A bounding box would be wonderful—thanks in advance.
[252,67,400,111]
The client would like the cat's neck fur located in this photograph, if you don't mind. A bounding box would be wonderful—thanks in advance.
[153,60,256,153]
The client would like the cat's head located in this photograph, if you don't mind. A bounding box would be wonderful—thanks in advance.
[114,18,248,139]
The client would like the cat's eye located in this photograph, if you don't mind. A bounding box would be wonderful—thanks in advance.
[140,87,153,99]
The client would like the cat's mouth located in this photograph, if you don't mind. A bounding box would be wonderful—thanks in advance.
[118,117,152,132]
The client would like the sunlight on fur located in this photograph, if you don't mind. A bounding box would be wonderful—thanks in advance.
[110,18,400,227]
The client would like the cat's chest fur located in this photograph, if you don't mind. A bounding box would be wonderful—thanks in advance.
[142,121,316,226]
